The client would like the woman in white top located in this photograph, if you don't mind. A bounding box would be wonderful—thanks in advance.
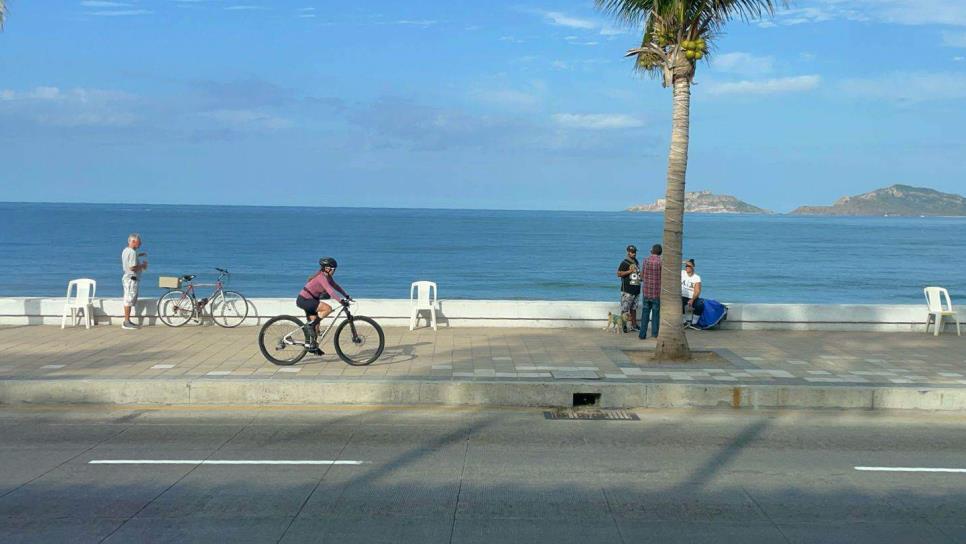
[681,259,702,314]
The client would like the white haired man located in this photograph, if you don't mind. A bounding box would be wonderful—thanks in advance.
[121,233,148,329]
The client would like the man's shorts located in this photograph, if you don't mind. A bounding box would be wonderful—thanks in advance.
[620,292,639,315]
[122,276,139,306]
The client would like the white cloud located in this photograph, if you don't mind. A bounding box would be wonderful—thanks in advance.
[774,1,966,27]
[553,113,644,130]
[955,56,965,62]
[38,112,139,127]
[80,1,132,7]
[712,52,775,76]
[389,20,437,27]
[707,75,821,95]
[471,88,540,109]
[860,0,966,26]
[225,5,265,10]
[90,9,153,16]
[0,86,139,127]
[2,86,133,103]
[550,58,611,71]
[599,25,628,36]
[200,109,292,129]
[564,36,598,46]
[841,72,966,102]
[535,10,596,30]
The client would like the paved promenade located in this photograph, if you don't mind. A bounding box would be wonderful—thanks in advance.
[1,325,964,386]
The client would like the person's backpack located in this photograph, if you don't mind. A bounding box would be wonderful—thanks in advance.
[694,299,727,330]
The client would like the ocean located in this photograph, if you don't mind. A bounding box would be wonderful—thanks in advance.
[1,202,963,304]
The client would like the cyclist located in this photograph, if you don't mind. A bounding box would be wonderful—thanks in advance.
[297,257,352,354]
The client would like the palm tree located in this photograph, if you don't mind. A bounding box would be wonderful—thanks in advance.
[596,0,782,360]
[0,1,6,30]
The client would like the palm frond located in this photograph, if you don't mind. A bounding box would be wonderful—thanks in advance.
[0,0,6,30]
[598,0,785,71]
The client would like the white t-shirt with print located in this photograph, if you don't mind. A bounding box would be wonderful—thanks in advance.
[122,247,140,278]
[681,270,701,299]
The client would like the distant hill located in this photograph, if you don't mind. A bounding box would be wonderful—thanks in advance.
[627,190,771,214]
[791,185,966,217]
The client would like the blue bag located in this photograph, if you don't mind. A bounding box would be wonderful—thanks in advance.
[694,299,727,330]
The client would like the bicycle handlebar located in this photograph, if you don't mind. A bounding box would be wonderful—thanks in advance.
[215,267,229,274]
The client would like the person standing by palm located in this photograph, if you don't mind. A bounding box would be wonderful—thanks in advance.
[617,245,641,332]
[639,244,662,340]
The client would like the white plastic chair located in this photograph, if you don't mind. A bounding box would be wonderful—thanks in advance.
[924,287,961,337]
[410,281,439,331]
[61,279,98,329]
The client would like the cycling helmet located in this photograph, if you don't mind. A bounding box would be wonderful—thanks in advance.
[319,257,338,269]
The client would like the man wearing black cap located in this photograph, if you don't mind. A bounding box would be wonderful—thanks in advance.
[616,245,641,332]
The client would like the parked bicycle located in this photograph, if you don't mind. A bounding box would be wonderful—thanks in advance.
[258,300,384,366]
[157,268,249,328]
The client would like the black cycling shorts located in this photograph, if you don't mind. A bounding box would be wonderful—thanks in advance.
[296,295,321,317]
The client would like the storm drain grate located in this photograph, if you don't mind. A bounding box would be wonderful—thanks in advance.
[544,409,640,421]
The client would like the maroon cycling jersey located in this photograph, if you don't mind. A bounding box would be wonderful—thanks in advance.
[300,272,348,301]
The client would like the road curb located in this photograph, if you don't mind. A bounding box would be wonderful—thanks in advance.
[2,379,966,411]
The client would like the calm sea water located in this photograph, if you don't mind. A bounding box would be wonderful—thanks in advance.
[1,202,964,304]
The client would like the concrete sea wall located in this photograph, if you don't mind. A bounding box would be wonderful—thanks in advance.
[0,297,951,333]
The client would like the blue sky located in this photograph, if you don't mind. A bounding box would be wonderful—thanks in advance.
[0,0,964,212]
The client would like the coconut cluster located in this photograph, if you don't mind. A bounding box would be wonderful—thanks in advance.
[680,39,707,60]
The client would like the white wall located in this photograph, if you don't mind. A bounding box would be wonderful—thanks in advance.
[0,296,953,332]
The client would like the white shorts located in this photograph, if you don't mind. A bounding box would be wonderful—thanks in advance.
[122,276,139,306]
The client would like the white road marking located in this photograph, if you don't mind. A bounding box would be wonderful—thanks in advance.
[89,459,366,465]
[855,466,966,473]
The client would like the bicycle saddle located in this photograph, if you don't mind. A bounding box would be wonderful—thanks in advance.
[181,274,196,281]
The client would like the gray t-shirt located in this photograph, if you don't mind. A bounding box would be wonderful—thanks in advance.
[121,247,140,278]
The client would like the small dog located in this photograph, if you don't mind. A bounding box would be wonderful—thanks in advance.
[604,312,627,334]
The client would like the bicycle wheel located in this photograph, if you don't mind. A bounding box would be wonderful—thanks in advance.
[211,290,249,328]
[259,315,308,366]
[157,290,195,327]
[333,316,385,366]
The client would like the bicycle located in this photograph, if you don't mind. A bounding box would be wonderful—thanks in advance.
[157,268,249,328]
[258,300,384,366]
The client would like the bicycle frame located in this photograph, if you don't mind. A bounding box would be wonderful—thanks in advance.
[164,270,231,320]
[282,303,354,347]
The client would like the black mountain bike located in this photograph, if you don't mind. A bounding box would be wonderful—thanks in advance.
[258,300,385,366]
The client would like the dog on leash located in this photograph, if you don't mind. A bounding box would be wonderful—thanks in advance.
[604,312,627,334]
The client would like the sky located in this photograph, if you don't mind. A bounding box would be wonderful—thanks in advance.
[0,0,965,212]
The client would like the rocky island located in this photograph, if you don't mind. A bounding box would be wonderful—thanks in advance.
[626,190,771,214]
[791,185,966,217]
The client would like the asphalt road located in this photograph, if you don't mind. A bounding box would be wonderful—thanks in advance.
[1,406,964,543]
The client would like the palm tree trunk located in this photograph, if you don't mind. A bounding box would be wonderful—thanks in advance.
[654,75,692,360]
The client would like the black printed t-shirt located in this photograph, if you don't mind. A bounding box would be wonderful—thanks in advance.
[618,257,640,296]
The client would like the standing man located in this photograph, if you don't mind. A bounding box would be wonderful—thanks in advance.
[681,258,703,316]
[616,245,641,332]
[121,233,148,330]
[639,244,662,340]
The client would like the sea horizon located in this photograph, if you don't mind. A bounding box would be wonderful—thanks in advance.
[5,199,965,218]
[2,202,963,304]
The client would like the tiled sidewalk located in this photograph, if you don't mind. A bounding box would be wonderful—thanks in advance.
[1,324,965,388]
